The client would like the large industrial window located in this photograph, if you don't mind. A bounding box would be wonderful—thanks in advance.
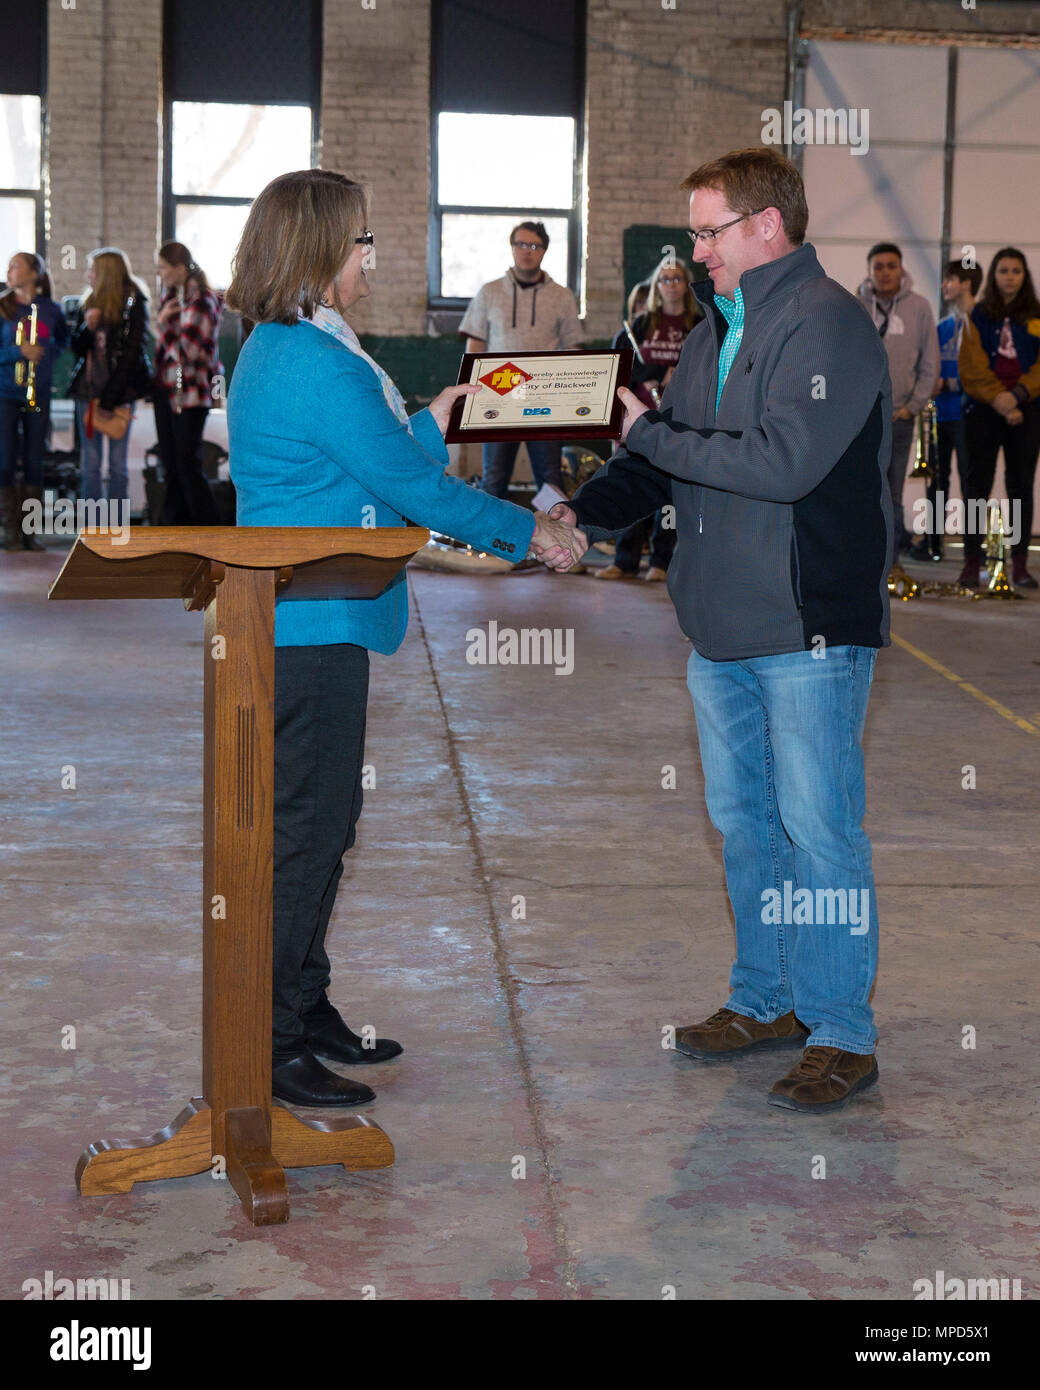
[429,0,585,308]
[162,0,321,290]
[0,0,45,257]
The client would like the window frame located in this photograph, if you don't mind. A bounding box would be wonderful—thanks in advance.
[160,0,323,276]
[0,93,46,258]
[161,101,321,277]
[427,2,586,313]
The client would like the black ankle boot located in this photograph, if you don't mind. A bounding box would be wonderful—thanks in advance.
[271,1049,375,1107]
[302,998,403,1065]
[17,484,45,550]
[1,485,21,550]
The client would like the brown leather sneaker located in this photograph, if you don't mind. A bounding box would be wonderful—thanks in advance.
[674,1007,809,1060]
[767,1045,879,1112]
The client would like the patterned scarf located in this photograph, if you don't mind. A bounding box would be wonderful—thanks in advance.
[298,303,412,434]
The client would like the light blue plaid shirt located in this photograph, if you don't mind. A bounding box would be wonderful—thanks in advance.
[714,287,745,414]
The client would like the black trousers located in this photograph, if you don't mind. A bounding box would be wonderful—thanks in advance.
[153,391,217,524]
[273,643,370,1059]
[614,509,677,572]
[962,401,1040,559]
[0,396,49,488]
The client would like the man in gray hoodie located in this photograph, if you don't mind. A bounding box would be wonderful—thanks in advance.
[551,149,890,1114]
[460,221,583,498]
[857,244,940,560]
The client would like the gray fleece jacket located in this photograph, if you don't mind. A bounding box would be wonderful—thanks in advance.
[856,270,939,414]
[459,269,583,353]
[570,243,892,662]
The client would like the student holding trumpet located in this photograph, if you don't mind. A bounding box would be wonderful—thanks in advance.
[0,251,68,551]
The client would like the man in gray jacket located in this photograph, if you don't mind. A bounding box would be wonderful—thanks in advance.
[857,244,940,560]
[551,149,890,1113]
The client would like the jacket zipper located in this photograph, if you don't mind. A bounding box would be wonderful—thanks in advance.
[790,532,803,609]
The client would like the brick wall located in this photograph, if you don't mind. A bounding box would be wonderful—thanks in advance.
[46,0,162,300]
[320,0,432,337]
[802,0,1040,43]
[584,1,788,337]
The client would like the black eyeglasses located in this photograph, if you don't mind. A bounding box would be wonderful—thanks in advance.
[511,240,546,252]
[355,230,375,247]
[687,211,764,247]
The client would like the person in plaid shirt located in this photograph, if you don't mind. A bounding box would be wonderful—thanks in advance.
[154,241,223,524]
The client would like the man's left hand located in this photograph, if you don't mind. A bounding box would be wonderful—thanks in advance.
[617,385,650,443]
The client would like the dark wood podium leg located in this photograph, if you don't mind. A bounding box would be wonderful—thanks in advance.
[76,1098,213,1195]
[271,1106,395,1172]
[75,562,394,1225]
[224,1106,290,1225]
[74,1097,394,1210]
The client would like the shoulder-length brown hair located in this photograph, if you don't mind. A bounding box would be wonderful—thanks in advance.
[978,247,1040,325]
[225,170,369,324]
[81,248,144,325]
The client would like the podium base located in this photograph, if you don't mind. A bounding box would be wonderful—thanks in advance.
[75,1096,394,1225]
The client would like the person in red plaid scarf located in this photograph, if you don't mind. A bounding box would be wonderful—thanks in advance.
[153,241,224,524]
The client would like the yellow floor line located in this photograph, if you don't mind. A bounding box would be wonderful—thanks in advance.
[891,632,1040,738]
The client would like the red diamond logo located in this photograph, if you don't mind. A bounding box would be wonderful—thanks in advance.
[478,362,532,396]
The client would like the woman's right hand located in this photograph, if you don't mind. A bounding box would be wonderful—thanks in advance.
[19,341,45,362]
[992,391,1018,417]
[429,383,481,436]
[532,510,588,570]
[84,307,101,331]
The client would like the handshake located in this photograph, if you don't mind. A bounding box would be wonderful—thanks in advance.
[530,503,588,572]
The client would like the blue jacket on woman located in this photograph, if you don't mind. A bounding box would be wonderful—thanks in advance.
[229,320,537,652]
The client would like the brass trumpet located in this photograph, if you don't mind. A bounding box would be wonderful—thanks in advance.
[908,399,938,480]
[14,303,40,412]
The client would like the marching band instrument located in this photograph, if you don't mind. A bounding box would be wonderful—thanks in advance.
[908,399,938,480]
[622,319,662,408]
[887,562,919,601]
[14,303,40,412]
[917,577,979,600]
[978,502,1023,601]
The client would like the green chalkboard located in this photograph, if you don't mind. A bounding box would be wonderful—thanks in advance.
[622,224,708,316]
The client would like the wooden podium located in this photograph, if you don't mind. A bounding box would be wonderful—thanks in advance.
[48,526,429,1225]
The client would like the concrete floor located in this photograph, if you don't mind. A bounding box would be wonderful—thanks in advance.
[2,541,1038,1301]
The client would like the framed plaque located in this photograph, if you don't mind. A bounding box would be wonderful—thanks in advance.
[444,348,633,444]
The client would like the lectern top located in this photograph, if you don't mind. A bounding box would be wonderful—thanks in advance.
[48,527,430,603]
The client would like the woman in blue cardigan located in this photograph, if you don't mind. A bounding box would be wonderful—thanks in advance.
[226,169,584,1107]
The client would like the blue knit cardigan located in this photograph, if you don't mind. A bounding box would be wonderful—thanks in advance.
[229,320,537,651]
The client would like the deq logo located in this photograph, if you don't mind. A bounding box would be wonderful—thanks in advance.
[523,407,551,416]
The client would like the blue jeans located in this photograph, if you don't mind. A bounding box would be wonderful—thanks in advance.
[481,440,562,498]
[77,400,132,502]
[686,644,879,1054]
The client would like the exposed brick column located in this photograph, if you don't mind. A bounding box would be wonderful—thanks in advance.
[321,0,432,337]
